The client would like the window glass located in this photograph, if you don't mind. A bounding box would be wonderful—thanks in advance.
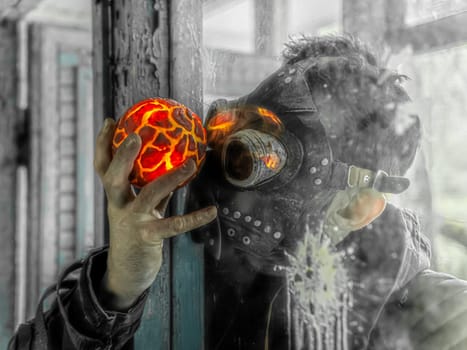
[203,0,255,53]
[200,1,467,348]
[406,0,467,26]
[400,44,467,278]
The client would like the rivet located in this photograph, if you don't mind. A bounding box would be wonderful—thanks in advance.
[227,228,236,237]
[222,208,229,215]
[321,158,329,166]
[363,175,370,183]
[244,216,252,222]
[233,211,241,219]
[242,236,251,245]
[254,220,261,227]
[208,238,215,246]
[289,67,296,74]
[310,167,317,174]
[264,225,271,233]
[273,232,282,239]
[284,77,292,84]
[314,178,322,185]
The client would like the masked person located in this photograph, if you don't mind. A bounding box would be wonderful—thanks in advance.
[9,36,467,350]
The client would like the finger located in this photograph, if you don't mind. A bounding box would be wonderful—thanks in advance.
[132,159,197,214]
[94,118,116,178]
[139,206,217,244]
[103,133,141,204]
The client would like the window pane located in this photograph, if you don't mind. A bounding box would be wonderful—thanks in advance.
[401,44,467,278]
[406,0,467,26]
[200,1,467,348]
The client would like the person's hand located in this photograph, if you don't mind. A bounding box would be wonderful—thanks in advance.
[93,118,217,311]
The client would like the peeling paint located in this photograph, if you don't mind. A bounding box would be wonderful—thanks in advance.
[112,0,169,120]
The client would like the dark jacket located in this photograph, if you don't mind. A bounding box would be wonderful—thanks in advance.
[8,206,467,349]
[8,247,149,350]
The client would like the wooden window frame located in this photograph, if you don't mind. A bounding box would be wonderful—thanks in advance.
[386,7,467,53]
[93,1,204,349]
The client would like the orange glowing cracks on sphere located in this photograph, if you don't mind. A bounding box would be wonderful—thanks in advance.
[112,98,207,188]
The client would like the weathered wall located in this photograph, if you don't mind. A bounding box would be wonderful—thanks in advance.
[0,19,18,347]
[111,0,170,119]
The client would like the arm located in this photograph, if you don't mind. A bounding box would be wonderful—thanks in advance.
[370,270,467,350]
[9,248,147,350]
[404,270,467,350]
[9,118,217,349]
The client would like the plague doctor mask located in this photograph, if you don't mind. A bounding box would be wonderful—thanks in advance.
[188,56,410,275]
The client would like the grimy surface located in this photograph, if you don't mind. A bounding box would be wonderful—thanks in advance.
[107,1,171,349]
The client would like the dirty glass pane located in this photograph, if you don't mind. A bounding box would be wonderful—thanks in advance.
[198,1,467,349]
[400,44,467,279]
[406,0,467,25]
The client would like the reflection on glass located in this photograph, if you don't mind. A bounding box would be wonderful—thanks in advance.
[402,44,467,278]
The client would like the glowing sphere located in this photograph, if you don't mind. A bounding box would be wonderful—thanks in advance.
[112,98,207,188]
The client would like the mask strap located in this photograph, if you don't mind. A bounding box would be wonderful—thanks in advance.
[329,161,410,194]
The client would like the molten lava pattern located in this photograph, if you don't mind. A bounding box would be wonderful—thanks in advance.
[112,98,207,188]
[206,105,284,150]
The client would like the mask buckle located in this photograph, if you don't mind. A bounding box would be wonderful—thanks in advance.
[347,165,410,194]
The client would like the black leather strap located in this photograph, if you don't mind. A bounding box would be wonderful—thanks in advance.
[329,161,410,194]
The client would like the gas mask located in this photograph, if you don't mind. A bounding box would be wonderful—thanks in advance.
[188,56,410,275]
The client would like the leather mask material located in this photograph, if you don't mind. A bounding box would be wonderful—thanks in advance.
[188,58,341,275]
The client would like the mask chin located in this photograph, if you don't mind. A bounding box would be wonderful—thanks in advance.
[188,152,340,275]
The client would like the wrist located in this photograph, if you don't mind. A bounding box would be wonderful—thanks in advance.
[98,270,146,311]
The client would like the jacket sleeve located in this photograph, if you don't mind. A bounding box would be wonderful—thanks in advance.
[370,269,467,350]
[8,246,150,350]
[402,270,467,350]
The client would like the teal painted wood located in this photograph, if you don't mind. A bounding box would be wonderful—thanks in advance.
[171,189,205,350]
[134,243,171,350]
[0,19,17,349]
[170,0,205,346]
[59,51,79,67]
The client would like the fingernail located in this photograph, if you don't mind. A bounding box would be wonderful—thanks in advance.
[204,206,217,218]
[104,118,113,130]
[182,159,196,172]
[126,133,138,146]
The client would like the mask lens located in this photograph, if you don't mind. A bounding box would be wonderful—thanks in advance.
[225,141,253,181]
[222,129,287,188]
